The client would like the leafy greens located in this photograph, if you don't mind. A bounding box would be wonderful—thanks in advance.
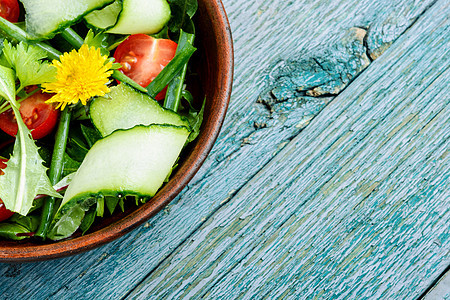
[1,41,56,91]
[167,0,198,33]
[0,43,60,216]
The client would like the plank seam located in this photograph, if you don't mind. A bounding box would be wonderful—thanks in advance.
[178,15,450,300]
[193,0,439,196]
[398,0,439,40]
[121,1,445,298]
[205,104,449,299]
[418,259,450,299]
[175,0,441,218]
[166,94,449,298]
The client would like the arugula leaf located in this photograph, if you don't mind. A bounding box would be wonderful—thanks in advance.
[105,196,119,215]
[106,34,129,51]
[1,41,56,90]
[80,123,102,148]
[167,0,198,33]
[0,64,60,216]
[62,153,82,177]
[184,97,204,143]
[79,206,96,234]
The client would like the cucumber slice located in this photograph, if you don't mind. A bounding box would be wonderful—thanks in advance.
[107,0,170,35]
[84,0,123,30]
[48,124,190,240]
[20,0,114,39]
[90,83,189,137]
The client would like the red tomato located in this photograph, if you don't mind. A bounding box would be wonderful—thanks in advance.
[0,159,14,222]
[0,199,13,221]
[0,0,19,23]
[114,34,178,100]
[0,90,59,139]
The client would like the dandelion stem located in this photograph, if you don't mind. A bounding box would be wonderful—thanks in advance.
[35,107,71,239]
[59,28,84,48]
[146,42,196,100]
[0,17,61,60]
[163,30,195,111]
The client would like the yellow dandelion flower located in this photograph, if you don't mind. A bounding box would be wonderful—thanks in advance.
[42,44,113,110]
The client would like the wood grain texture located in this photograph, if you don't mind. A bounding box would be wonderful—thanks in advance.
[127,0,450,298]
[0,0,445,299]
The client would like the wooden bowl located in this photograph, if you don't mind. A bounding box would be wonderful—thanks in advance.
[0,0,233,262]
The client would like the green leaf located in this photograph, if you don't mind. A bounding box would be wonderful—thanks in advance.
[146,42,196,98]
[119,197,125,212]
[0,223,31,240]
[181,89,195,107]
[168,0,198,33]
[0,65,60,216]
[0,39,10,68]
[84,30,110,56]
[54,172,75,191]
[152,26,169,39]
[1,41,56,90]
[0,64,17,106]
[163,30,195,111]
[80,123,102,148]
[47,204,86,240]
[66,125,89,162]
[72,102,90,120]
[105,196,119,215]
[0,107,61,215]
[8,213,40,231]
[106,34,129,51]
[185,97,204,143]
[47,196,98,240]
[0,193,40,241]
[79,206,96,234]
[110,62,122,70]
[62,153,82,177]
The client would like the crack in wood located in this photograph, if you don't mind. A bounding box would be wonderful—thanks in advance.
[366,0,439,60]
[258,26,372,111]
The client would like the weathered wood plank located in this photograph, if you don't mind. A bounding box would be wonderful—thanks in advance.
[125,1,450,298]
[0,0,441,299]
[424,269,450,300]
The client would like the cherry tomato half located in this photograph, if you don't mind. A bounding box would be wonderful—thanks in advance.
[114,34,178,100]
[0,159,14,222]
[0,90,59,139]
[0,0,19,23]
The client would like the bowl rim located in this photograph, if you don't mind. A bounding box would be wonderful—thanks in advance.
[0,0,233,262]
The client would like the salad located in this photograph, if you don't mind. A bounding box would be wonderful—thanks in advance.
[0,0,201,241]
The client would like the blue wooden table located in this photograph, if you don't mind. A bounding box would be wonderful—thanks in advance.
[1,0,449,298]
